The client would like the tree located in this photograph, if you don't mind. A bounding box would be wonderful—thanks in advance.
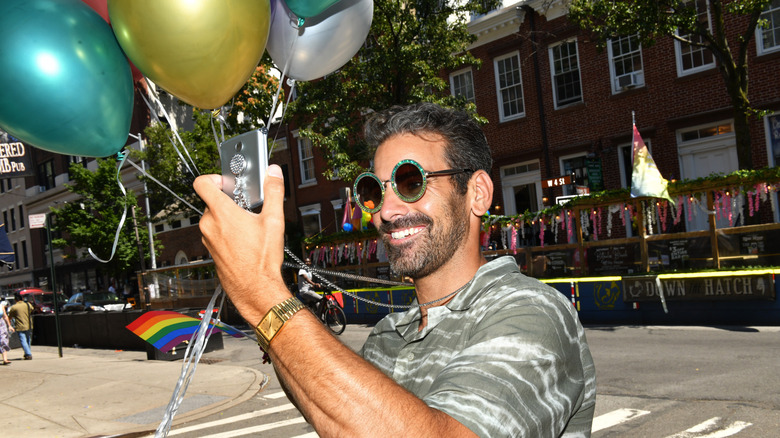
[51,159,154,279]
[287,0,501,181]
[568,0,774,170]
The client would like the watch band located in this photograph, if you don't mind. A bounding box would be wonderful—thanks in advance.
[255,297,305,352]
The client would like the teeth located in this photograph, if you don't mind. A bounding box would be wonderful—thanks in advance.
[391,228,422,240]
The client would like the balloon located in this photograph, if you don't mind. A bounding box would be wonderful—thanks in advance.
[284,0,342,19]
[361,210,372,230]
[342,223,353,232]
[0,0,134,157]
[267,0,373,81]
[80,0,145,83]
[108,0,271,109]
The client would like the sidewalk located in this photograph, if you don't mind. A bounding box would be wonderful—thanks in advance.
[0,334,272,438]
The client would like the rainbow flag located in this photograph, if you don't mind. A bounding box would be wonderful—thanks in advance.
[631,124,674,203]
[126,310,245,352]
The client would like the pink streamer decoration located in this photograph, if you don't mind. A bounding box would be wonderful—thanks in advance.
[511,226,518,254]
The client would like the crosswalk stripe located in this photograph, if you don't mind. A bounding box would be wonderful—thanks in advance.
[591,408,650,432]
[665,417,752,438]
[206,417,308,438]
[167,403,298,436]
[263,391,288,400]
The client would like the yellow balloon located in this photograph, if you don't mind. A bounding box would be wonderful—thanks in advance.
[108,0,271,109]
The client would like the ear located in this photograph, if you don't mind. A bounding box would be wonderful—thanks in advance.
[469,170,493,217]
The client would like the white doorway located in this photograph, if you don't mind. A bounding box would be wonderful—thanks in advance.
[677,121,737,231]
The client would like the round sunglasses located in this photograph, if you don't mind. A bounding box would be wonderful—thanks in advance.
[353,159,473,214]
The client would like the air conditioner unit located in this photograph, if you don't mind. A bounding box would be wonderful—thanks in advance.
[616,73,640,90]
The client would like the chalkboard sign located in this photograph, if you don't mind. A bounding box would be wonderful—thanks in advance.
[668,239,689,261]
[588,245,635,275]
[741,234,764,255]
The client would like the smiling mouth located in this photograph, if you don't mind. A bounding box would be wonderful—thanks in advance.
[389,226,425,240]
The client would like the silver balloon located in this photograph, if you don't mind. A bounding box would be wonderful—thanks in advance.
[267,0,373,81]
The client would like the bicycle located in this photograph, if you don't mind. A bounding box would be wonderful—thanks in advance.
[313,290,347,335]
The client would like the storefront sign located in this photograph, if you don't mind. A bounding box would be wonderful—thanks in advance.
[0,141,34,177]
[623,274,775,302]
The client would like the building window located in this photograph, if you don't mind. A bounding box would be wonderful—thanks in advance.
[560,154,589,196]
[493,52,525,121]
[450,68,475,104]
[18,204,24,228]
[299,204,322,237]
[2,211,7,232]
[9,207,15,231]
[298,136,316,185]
[675,1,715,76]
[38,160,55,191]
[21,240,28,268]
[758,0,780,55]
[766,113,780,222]
[155,224,165,233]
[549,40,583,108]
[13,242,18,270]
[608,34,644,93]
[170,219,182,229]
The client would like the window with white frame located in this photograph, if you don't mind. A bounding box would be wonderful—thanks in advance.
[450,68,475,104]
[560,153,589,196]
[298,136,316,185]
[758,0,780,55]
[494,52,525,121]
[675,1,715,76]
[608,34,644,93]
[299,204,322,237]
[549,40,583,108]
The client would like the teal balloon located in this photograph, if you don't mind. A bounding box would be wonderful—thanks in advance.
[283,0,341,19]
[0,0,133,157]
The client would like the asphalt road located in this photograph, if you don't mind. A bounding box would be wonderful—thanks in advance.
[165,324,780,437]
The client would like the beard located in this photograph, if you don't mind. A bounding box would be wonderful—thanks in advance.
[379,192,470,279]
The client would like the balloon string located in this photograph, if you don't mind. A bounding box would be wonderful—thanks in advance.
[266,22,300,131]
[125,159,204,216]
[138,90,196,177]
[155,285,223,437]
[141,78,200,177]
[87,153,130,263]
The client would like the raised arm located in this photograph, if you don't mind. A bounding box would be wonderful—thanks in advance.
[193,166,475,437]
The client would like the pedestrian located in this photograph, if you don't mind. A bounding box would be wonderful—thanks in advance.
[194,102,596,437]
[297,258,323,311]
[0,299,13,364]
[8,292,34,360]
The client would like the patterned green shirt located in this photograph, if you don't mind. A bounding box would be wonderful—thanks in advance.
[361,256,596,437]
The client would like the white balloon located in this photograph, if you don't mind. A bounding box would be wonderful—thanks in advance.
[267,0,373,81]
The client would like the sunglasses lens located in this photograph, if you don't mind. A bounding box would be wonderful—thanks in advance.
[355,174,382,212]
[394,162,425,201]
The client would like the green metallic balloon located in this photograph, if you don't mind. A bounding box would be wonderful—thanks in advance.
[108,0,271,109]
[284,0,343,19]
[0,0,134,157]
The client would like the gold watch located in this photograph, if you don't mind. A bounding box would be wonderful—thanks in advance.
[255,297,305,352]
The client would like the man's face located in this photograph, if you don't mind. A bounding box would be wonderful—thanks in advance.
[371,133,470,279]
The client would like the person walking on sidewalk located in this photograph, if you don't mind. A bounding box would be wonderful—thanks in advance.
[8,292,33,360]
[0,300,13,364]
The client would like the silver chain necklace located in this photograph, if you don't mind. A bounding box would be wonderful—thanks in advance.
[283,247,468,309]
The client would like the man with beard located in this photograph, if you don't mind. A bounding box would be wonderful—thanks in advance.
[194,103,596,437]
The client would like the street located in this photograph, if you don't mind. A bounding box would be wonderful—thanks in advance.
[159,324,780,437]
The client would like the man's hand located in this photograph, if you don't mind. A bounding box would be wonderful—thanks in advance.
[193,164,291,326]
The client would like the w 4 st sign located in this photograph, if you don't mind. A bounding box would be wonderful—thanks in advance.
[543,174,573,188]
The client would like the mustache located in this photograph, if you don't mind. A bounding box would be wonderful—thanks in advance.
[378,213,433,235]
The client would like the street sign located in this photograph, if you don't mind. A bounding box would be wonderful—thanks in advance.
[543,174,573,188]
[29,213,46,229]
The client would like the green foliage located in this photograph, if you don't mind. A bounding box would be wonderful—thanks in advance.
[51,159,153,277]
[288,0,498,181]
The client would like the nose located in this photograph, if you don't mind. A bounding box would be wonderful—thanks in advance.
[377,181,410,224]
